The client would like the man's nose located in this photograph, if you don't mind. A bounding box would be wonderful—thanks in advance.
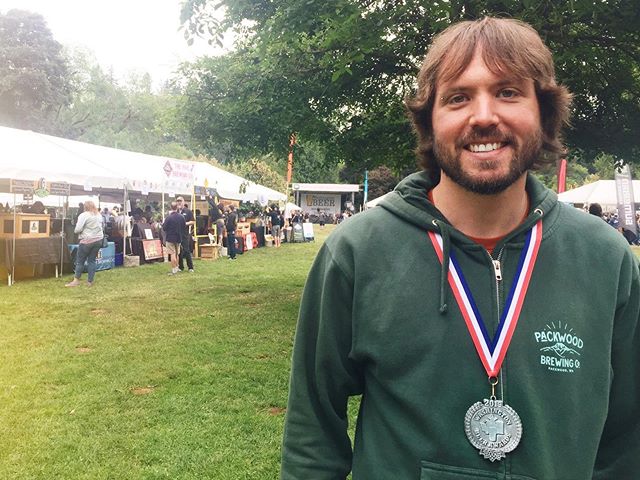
[469,95,499,128]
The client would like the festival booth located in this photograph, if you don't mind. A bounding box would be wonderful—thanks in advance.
[191,163,286,258]
[0,126,128,284]
[1,125,289,282]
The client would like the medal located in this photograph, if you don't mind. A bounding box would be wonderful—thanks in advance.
[429,220,542,461]
[465,398,522,462]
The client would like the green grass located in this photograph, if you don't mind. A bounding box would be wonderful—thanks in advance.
[0,225,338,479]
[1,229,637,479]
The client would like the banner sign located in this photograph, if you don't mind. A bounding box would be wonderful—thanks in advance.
[10,179,35,194]
[163,160,195,194]
[49,182,70,196]
[194,186,218,198]
[10,178,70,196]
[363,170,369,206]
[615,164,637,235]
[303,194,341,215]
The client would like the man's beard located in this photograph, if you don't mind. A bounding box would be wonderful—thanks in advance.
[433,126,543,195]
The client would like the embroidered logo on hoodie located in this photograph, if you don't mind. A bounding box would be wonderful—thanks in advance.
[534,321,583,373]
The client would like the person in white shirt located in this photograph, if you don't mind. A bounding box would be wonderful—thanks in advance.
[66,200,104,287]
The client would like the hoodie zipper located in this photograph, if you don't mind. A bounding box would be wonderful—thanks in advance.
[488,247,505,320]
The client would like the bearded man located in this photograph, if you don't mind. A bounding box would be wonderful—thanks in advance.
[281,17,640,480]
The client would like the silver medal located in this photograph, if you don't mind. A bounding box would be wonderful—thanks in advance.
[464,398,522,462]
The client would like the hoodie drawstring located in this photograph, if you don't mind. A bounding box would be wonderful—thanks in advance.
[432,219,450,314]
[431,207,545,316]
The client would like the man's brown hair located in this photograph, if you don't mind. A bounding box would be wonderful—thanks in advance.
[405,17,572,177]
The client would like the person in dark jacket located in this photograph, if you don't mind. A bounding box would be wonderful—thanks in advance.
[225,204,238,259]
[281,17,640,480]
[176,196,195,272]
[207,195,226,245]
[162,202,185,275]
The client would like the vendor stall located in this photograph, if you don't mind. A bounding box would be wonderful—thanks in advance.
[1,125,288,284]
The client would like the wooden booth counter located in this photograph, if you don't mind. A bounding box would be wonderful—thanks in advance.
[0,213,50,239]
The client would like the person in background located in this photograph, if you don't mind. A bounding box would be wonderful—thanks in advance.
[143,205,153,224]
[588,203,603,219]
[30,201,46,214]
[207,195,225,245]
[226,204,238,260]
[318,209,326,228]
[291,210,302,224]
[269,205,282,247]
[132,207,145,223]
[176,196,195,272]
[65,200,104,287]
[101,207,111,225]
[163,202,186,275]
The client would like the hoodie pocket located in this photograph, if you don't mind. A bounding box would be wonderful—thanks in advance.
[420,461,497,479]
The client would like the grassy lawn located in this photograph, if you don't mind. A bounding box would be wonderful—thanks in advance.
[0,225,338,479]
[1,228,638,479]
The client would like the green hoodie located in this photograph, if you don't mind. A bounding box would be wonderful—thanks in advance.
[281,172,640,480]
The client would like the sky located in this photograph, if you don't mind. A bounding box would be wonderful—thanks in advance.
[0,0,228,89]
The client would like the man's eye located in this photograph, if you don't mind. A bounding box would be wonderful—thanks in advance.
[447,94,467,104]
[498,89,519,99]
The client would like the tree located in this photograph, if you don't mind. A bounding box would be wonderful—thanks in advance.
[233,155,287,193]
[0,9,72,131]
[367,166,399,200]
[178,0,640,174]
[55,47,193,158]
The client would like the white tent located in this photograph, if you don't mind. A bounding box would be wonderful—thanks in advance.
[558,180,640,207]
[0,126,286,202]
[0,125,287,285]
[0,126,127,191]
[283,202,302,219]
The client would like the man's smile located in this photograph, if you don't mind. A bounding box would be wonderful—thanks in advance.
[466,142,506,153]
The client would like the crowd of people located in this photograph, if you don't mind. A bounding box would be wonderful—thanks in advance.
[588,202,640,245]
[61,194,338,281]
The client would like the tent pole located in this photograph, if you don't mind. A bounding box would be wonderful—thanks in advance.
[11,193,16,286]
[60,194,66,278]
[123,186,127,258]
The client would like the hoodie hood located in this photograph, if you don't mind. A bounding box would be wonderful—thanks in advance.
[378,170,559,313]
[379,170,558,240]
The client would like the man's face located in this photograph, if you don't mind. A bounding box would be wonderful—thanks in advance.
[176,198,184,209]
[431,50,542,194]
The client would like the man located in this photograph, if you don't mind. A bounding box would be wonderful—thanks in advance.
[176,196,195,272]
[269,205,282,247]
[281,17,639,480]
[226,204,238,260]
[143,205,153,224]
[162,201,185,275]
[207,195,226,245]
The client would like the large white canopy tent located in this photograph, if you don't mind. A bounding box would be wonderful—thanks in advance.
[0,125,286,202]
[558,180,640,208]
[0,125,286,284]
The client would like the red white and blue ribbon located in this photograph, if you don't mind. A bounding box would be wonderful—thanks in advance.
[428,220,543,377]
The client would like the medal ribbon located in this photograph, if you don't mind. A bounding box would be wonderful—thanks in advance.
[428,220,542,377]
